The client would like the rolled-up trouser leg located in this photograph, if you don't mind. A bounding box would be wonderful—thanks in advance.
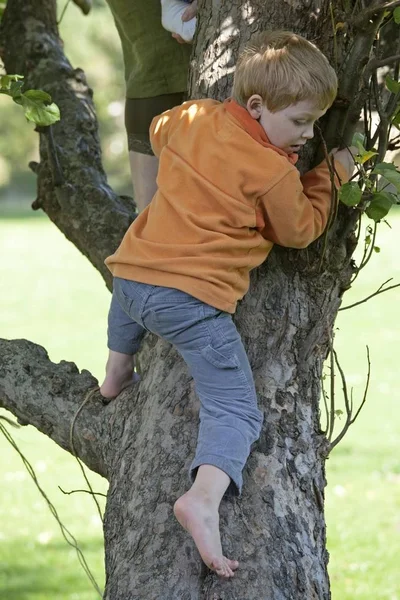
[115,280,264,495]
[111,279,263,494]
[183,310,263,495]
[107,284,146,355]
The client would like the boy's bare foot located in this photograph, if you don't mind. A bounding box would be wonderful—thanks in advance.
[100,350,138,399]
[174,490,239,579]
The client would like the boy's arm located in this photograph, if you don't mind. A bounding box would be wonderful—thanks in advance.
[149,105,181,157]
[257,159,348,249]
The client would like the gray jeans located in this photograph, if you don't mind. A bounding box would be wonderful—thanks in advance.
[107,277,263,493]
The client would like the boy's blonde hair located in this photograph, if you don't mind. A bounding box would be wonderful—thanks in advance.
[232,30,337,112]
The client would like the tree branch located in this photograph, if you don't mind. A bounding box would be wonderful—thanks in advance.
[339,279,400,310]
[352,0,400,26]
[366,54,400,71]
[0,0,136,291]
[0,338,109,478]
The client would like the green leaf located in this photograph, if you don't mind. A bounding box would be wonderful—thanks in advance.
[355,150,377,165]
[0,75,10,90]
[366,192,395,222]
[373,162,400,193]
[23,89,52,103]
[385,75,400,95]
[373,162,397,172]
[352,132,366,155]
[393,109,400,129]
[352,132,365,148]
[339,182,362,207]
[334,409,343,418]
[20,91,60,126]
[0,73,23,90]
[9,80,24,99]
[394,6,400,24]
[374,246,381,253]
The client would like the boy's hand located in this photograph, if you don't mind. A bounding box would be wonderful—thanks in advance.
[330,146,358,178]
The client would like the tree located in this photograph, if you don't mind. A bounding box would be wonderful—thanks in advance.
[1,0,399,598]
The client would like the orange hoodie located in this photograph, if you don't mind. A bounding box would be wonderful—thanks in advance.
[105,99,347,313]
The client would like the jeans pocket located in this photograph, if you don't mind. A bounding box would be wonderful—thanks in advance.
[201,344,240,370]
[114,278,134,314]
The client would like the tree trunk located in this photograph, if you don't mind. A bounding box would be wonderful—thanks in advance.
[0,0,387,598]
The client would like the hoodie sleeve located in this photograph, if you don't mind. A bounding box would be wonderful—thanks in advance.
[256,159,348,249]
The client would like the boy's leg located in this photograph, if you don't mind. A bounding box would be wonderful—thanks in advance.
[174,465,239,578]
[100,284,146,398]
[141,286,263,577]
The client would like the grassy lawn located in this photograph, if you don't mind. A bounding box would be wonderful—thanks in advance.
[1,211,399,599]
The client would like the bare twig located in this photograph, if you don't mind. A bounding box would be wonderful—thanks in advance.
[368,54,400,71]
[321,375,330,436]
[328,336,336,442]
[0,415,20,428]
[340,278,400,310]
[352,0,400,26]
[58,486,107,498]
[0,422,103,597]
[351,346,371,423]
[357,222,378,274]
[329,346,371,451]
[316,127,340,271]
[69,387,104,522]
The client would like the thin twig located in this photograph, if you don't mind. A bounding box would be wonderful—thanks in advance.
[329,2,338,71]
[58,486,107,498]
[340,279,400,310]
[329,346,371,451]
[366,54,400,71]
[57,0,71,25]
[352,0,400,26]
[328,336,336,442]
[69,387,104,522]
[0,415,20,428]
[317,127,339,271]
[0,422,103,597]
[350,225,373,285]
[359,222,378,272]
[350,346,371,423]
[321,375,330,436]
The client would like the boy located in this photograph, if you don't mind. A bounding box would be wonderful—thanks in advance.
[100,31,355,579]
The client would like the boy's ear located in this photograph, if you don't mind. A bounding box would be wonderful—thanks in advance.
[246,94,263,120]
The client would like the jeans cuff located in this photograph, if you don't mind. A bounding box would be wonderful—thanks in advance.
[189,454,242,496]
[107,336,141,355]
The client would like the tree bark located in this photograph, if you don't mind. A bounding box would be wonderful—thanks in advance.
[0,0,386,598]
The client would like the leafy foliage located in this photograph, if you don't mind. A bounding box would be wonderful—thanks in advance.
[0,75,60,126]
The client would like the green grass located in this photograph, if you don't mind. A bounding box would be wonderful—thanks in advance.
[1,213,400,599]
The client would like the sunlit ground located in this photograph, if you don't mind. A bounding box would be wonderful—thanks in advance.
[0,211,399,599]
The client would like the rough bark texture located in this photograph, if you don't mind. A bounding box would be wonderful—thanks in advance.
[0,0,385,598]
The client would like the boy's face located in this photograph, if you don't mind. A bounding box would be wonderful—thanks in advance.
[246,95,327,154]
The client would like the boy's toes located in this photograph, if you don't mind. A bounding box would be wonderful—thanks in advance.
[226,558,239,571]
[212,558,235,579]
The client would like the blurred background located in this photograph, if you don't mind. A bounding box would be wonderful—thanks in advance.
[0,1,399,598]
